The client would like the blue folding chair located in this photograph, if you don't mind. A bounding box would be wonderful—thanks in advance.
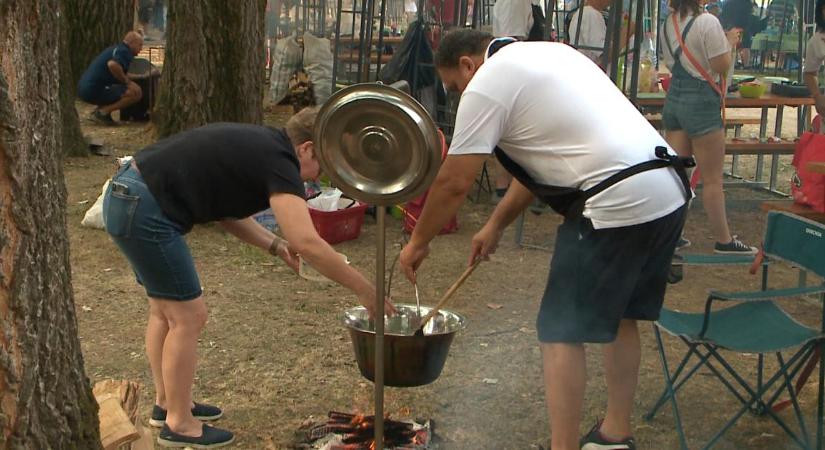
[647,212,825,449]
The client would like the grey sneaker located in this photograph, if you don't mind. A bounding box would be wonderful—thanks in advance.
[580,420,636,450]
[675,236,691,250]
[89,110,116,126]
[714,236,757,255]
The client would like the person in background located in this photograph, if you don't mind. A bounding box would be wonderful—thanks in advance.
[719,0,753,67]
[490,0,533,202]
[766,0,797,32]
[804,0,825,118]
[78,31,144,126]
[660,0,757,253]
[102,107,394,448]
[567,0,610,65]
[493,0,533,39]
[401,29,691,450]
[706,1,721,16]
[565,0,632,71]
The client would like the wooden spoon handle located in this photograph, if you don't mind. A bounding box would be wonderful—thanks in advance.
[418,259,482,330]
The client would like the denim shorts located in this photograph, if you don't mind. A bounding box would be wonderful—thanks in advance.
[536,204,687,343]
[102,163,202,300]
[662,75,723,138]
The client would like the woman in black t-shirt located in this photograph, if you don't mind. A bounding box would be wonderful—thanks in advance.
[102,107,394,448]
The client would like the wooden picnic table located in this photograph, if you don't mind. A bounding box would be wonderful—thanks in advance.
[637,92,815,195]
[636,92,815,109]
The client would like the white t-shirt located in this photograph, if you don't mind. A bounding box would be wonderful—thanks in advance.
[804,32,825,73]
[448,42,687,229]
[660,12,729,82]
[568,6,606,63]
[492,0,533,38]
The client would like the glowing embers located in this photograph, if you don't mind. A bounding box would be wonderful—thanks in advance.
[295,411,433,450]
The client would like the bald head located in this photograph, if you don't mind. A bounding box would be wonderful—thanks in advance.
[123,31,144,56]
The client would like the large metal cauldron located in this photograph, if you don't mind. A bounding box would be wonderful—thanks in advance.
[343,304,466,387]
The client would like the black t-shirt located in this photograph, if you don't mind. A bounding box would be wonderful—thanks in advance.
[134,123,305,232]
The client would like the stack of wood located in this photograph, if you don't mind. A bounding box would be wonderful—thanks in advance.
[93,380,154,450]
[282,70,315,113]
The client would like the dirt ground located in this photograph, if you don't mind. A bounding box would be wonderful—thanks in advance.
[67,102,822,449]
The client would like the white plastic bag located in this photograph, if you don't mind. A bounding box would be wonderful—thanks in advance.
[81,179,110,229]
[307,188,343,212]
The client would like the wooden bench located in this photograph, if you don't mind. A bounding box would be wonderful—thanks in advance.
[725,139,795,154]
[336,53,393,64]
[335,36,404,46]
[720,139,796,194]
[646,116,761,137]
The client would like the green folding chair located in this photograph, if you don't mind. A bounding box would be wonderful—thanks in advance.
[647,212,825,449]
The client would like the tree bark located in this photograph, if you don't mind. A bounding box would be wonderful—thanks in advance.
[154,0,267,137]
[59,3,89,158]
[0,1,102,449]
[60,0,134,157]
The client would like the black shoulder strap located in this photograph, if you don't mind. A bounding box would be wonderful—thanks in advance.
[664,14,699,61]
[582,146,695,203]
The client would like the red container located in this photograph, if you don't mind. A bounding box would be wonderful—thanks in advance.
[403,196,459,235]
[309,202,368,244]
[660,73,672,92]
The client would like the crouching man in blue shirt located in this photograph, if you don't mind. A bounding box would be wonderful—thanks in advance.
[78,31,144,125]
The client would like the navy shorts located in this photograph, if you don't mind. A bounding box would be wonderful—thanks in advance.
[102,163,202,301]
[78,83,128,106]
[537,204,687,343]
[662,75,723,138]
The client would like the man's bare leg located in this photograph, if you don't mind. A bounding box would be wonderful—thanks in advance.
[542,342,587,450]
[600,319,641,441]
[99,82,142,115]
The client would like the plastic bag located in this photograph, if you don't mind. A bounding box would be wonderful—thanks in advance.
[81,180,110,229]
[307,188,343,211]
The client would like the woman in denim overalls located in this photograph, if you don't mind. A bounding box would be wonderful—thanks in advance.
[661,0,757,253]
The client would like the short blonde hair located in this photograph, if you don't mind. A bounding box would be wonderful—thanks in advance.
[285,106,320,146]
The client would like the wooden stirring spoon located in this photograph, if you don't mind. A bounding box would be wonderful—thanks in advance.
[412,259,482,336]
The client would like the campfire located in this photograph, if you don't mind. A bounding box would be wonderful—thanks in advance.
[293,411,433,450]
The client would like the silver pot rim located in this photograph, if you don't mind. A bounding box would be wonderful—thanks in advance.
[342,303,467,336]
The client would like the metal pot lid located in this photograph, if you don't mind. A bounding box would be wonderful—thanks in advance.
[314,83,442,206]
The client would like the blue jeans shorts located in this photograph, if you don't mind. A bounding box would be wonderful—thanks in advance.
[102,163,202,300]
[662,75,723,138]
[536,204,687,343]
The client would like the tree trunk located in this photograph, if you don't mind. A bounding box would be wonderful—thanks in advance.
[59,4,89,158]
[0,1,102,449]
[60,0,134,157]
[154,0,267,137]
[63,0,135,88]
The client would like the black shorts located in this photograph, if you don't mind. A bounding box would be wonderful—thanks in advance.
[78,83,128,106]
[536,204,687,343]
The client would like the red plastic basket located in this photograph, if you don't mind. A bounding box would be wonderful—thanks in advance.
[309,202,368,244]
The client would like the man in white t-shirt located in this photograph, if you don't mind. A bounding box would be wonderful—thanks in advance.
[491,0,534,198]
[493,0,533,38]
[567,0,609,63]
[803,31,825,116]
[399,29,690,450]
